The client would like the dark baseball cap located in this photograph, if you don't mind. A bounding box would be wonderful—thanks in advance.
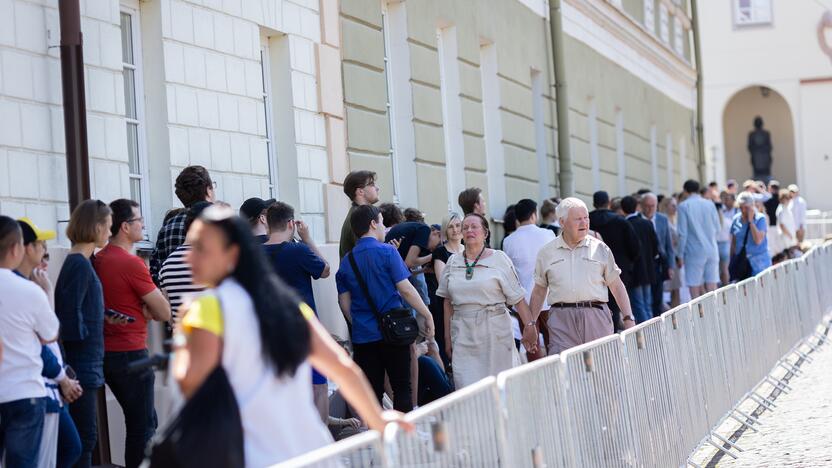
[239,197,276,220]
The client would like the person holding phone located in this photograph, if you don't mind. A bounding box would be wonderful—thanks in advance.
[262,201,331,422]
[14,218,83,467]
[729,192,771,278]
[93,199,171,468]
[0,216,61,468]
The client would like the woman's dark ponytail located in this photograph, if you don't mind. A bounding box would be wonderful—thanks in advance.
[201,206,310,377]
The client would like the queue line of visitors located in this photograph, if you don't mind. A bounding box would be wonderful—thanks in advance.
[0,163,809,467]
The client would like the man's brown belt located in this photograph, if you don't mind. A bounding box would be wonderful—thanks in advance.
[550,301,606,310]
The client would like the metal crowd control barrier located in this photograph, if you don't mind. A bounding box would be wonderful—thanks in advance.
[273,431,384,467]
[385,377,506,467]
[281,244,832,467]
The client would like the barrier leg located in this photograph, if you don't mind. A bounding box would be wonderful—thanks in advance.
[749,392,777,410]
[711,432,744,452]
[728,413,759,433]
[705,437,739,459]
[733,408,761,426]
[792,349,813,363]
[687,457,704,468]
[764,375,792,393]
[776,360,803,376]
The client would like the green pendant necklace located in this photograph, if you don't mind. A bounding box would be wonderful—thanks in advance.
[463,246,486,280]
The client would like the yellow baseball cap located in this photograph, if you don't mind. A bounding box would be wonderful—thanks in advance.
[17,217,57,244]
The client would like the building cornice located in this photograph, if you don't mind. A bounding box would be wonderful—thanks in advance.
[515,0,696,108]
[561,0,696,109]
[568,0,696,82]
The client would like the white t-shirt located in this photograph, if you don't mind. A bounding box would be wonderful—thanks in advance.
[0,268,60,403]
[718,207,737,243]
[791,196,807,228]
[214,278,332,467]
[777,203,797,248]
[502,224,557,306]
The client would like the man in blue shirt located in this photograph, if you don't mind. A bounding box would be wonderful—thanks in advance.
[263,202,329,309]
[262,201,331,420]
[677,180,721,298]
[336,205,434,412]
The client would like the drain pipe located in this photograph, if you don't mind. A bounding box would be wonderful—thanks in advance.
[691,0,706,183]
[549,0,573,198]
[59,0,91,211]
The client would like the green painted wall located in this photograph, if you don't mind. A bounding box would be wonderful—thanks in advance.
[340,0,695,221]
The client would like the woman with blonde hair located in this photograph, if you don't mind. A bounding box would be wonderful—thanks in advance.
[428,212,464,366]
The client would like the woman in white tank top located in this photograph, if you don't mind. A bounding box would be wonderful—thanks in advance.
[172,206,411,467]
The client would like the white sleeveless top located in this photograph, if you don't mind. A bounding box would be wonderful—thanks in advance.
[193,278,332,467]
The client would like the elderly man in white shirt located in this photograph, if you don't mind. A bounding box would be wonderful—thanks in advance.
[788,184,807,243]
[502,199,556,355]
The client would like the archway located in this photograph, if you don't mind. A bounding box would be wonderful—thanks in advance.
[722,86,796,185]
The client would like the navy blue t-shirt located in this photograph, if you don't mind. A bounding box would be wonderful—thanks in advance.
[385,222,431,260]
[263,241,326,312]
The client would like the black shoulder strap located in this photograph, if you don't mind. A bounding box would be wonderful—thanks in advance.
[741,219,751,249]
[348,251,384,322]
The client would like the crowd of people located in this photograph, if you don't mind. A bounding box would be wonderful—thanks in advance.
[0,163,810,467]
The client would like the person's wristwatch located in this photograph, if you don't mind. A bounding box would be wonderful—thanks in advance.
[622,315,635,322]
[525,320,537,328]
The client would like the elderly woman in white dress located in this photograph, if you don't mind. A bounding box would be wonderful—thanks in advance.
[436,213,537,388]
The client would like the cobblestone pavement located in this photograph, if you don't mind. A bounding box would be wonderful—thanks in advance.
[715,339,832,467]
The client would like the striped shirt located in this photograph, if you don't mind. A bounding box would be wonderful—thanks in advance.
[159,244,204,318]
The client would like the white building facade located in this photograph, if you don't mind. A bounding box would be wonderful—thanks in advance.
[1,0,700,462]
[701,0,832,209]
[0,0,334,245]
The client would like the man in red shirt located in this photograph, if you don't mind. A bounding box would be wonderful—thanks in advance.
[94,199,170,468]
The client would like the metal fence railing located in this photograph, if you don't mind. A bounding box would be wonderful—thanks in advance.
[278,243,832,468]
[805,210,832,243]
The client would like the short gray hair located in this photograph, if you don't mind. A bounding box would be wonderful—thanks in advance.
[736,191,755,207]
[640,192,657,203]
[556,197,588,222]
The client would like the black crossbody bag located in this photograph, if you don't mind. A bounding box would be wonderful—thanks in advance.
[729,222,753,282]
[348,251,419,346]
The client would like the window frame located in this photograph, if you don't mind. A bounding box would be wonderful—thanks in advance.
[381,1,401,205]
[259,41,279,200]
[733,0,773,27]
[659,2,670,44]
[673,16,685,56]
[644,0,656,34]
[120,6,153,240]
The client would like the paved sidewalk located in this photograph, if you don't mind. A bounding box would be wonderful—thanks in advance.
[716,339,832,467]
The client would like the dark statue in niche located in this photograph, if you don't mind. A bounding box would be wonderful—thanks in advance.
[748,116,773,181]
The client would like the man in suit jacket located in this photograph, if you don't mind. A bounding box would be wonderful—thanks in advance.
[589,191,641,329]
[621,196,659,324]
[640,193,674,316]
